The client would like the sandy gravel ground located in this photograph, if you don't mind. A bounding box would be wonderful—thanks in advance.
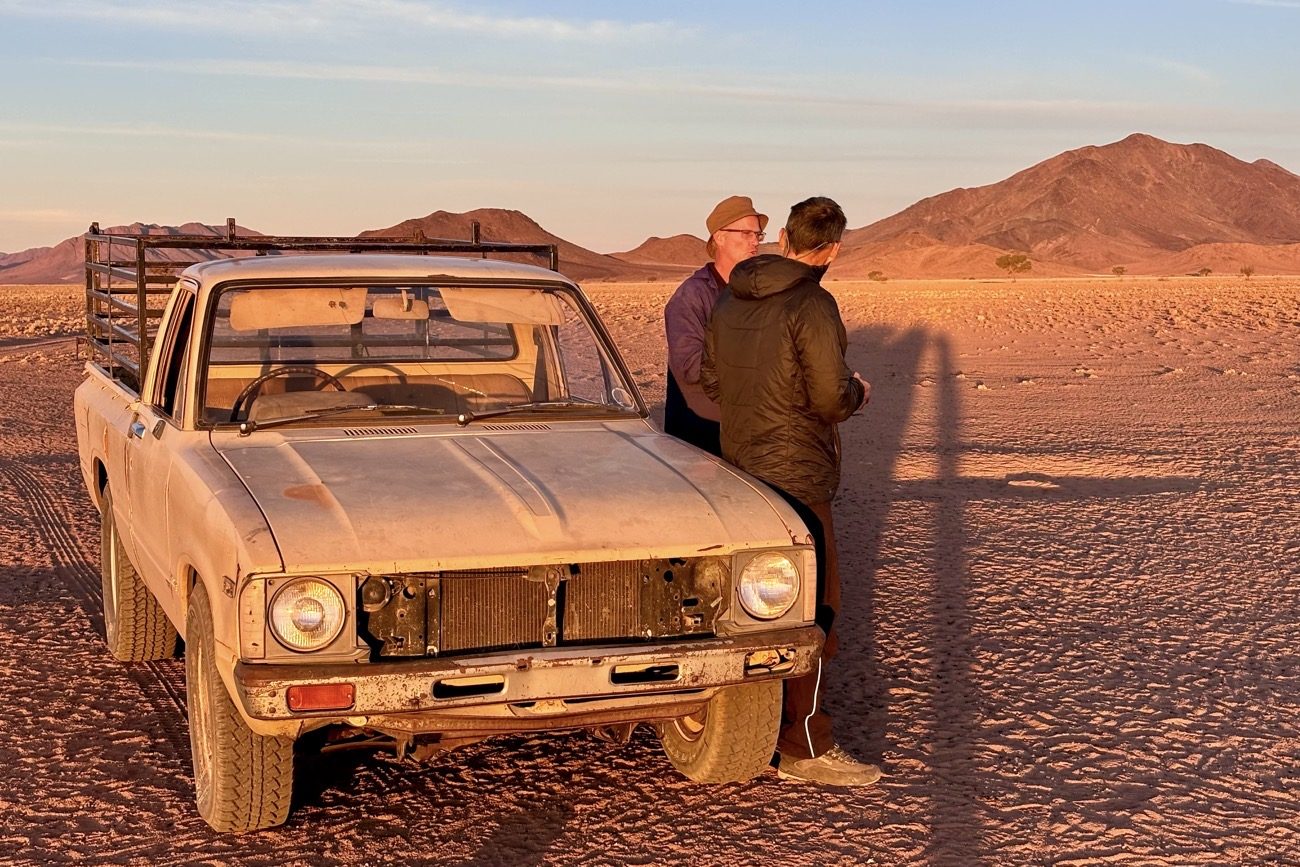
[0,276,1297,865]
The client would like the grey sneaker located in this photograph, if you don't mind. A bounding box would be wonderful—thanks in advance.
[777,744,882,787]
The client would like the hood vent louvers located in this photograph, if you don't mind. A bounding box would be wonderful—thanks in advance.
[341,427,421,437]
[483,422,552,431]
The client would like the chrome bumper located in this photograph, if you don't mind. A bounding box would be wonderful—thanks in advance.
[234,627,822,721]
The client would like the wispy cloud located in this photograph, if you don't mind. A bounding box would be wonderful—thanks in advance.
[1141,58,1218,84]
[0,120,445,153]
[1228,0,1300,8]
[0,120,306,145]
[63,57,1258,128]
[0,208,82,222]
[0,0,683,41]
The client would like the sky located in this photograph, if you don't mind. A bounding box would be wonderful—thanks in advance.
[1,0,1298,254]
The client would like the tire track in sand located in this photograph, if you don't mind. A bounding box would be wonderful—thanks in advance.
[0,457,191,749]
[0,456,454,806]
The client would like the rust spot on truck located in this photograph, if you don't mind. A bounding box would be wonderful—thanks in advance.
[283,484,330,505]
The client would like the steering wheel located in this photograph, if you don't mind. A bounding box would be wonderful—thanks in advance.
[229,366,346,421]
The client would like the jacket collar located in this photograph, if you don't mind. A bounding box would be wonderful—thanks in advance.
[728,254,819,300]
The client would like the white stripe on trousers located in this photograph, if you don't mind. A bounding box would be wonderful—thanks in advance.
[803,657,824,757]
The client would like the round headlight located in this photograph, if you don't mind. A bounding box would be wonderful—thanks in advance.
[737,552,800,619]
[269,578,345,651]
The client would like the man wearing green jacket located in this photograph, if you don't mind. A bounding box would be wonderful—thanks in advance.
[700,196,877,787]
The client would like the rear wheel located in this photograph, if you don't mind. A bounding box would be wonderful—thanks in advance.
[187,585,295,832]
[99,488,178,662]
[658,680,782,783]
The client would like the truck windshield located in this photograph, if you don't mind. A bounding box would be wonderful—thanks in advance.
[201,282,640,426]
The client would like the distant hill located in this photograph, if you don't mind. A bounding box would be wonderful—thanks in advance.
[7,137,1300,282]
[0,210,692,284]
[840,133,1300,276]
[360,209,690,282]
[0,222,261,284]
[611,234,707,267]
[1129,241,1300,276]
[832,230,1087,280]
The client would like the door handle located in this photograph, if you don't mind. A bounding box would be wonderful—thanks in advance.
[128,420,147,439]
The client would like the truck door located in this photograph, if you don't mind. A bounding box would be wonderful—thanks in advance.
[125,289,195,595]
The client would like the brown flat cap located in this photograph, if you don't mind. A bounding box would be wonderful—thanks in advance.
[706,195,768,237]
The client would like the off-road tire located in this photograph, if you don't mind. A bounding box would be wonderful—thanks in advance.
[186,585,294,833]
[100,488,179,662]
[658,680,782,783]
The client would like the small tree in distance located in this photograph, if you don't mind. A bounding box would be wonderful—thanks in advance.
[867,270,887,282]
[1240,264,1255,279]
[1196,267,1212,277]
[1112,265,1126,278]
[995,253,1032,280]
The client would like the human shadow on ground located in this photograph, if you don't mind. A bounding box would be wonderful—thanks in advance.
[832,325,988,865]
[832,323,929,763]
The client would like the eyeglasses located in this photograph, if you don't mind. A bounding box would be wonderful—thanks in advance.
[717,229,766,242]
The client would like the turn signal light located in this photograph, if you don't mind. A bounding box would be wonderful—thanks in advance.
[287,683,355,712]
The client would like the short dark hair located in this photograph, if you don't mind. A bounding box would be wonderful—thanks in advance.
[785,197,846,254]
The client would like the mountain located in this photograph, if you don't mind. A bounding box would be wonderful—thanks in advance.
[1128,241,1300,276]
[611,234,707,267]
[840,133,1300,276]
[0,210,693,284]
[359,209,690,282]
[8,138,1300,283]
[0,222,261,285]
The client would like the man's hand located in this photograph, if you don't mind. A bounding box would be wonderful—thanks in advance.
[852,372,871,411]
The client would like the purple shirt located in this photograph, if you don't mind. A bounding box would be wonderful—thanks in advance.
[664,264,725,421]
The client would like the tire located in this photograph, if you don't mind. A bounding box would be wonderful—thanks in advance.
[658,680,782,783]
[99,488,179,662]
[186,584,295,832]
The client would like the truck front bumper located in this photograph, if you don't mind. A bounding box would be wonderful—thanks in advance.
[234,626,822,724]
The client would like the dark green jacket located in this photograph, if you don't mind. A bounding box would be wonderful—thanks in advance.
[700,255,864,505]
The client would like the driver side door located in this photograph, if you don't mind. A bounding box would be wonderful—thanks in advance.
[125,289,195,596]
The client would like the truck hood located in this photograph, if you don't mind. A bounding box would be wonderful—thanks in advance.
[212,423,807,574]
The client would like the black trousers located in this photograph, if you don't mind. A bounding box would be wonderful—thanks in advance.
[663,370,721,457]
[769,492,840,760]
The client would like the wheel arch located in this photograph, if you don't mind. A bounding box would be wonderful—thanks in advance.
[93,458,109,509]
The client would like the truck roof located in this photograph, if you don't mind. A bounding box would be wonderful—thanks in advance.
[183,253,576,286]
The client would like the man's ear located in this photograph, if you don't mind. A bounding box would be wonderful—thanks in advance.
[778,228,790,256]
[824,241,843,264]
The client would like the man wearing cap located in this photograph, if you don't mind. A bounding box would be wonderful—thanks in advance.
[701,196,879,788]
[662,196,767,456]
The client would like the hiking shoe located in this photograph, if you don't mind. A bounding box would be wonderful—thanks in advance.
[777,745,882,787]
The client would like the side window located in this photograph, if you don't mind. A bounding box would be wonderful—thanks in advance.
[555,301,609,403]
[153,292,196,420]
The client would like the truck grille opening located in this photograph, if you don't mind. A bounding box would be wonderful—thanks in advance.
[357,558,727,660]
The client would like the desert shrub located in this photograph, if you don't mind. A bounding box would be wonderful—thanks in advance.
[1112,265,1126,278]
[995,253,1032,279]
[1240,264,1255,278]
[867,270,887,282]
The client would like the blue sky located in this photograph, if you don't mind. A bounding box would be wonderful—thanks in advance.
[1,0,1298,253]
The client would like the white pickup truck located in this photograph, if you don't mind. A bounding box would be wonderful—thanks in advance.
[73,223,822,832]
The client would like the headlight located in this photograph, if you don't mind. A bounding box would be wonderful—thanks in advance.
[737,552,800,619]
[269,578,345,651]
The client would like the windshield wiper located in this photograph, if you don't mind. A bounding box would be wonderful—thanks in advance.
[237,403,443,436]
[455,400,625,426]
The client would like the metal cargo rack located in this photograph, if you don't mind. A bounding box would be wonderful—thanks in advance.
[83,217,560,390]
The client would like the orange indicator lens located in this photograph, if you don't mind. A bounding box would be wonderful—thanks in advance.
[287,683,355,712]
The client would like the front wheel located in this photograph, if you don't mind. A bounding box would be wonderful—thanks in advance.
[658,680,782,783]
[186,585,295,832]
[99,488,178,662]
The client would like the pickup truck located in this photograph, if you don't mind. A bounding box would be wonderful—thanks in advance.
[73,222,822,832]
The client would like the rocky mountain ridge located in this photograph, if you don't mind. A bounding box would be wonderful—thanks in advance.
[5,134,1299,282]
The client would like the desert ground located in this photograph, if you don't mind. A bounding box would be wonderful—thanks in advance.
[1,275,1297,865]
